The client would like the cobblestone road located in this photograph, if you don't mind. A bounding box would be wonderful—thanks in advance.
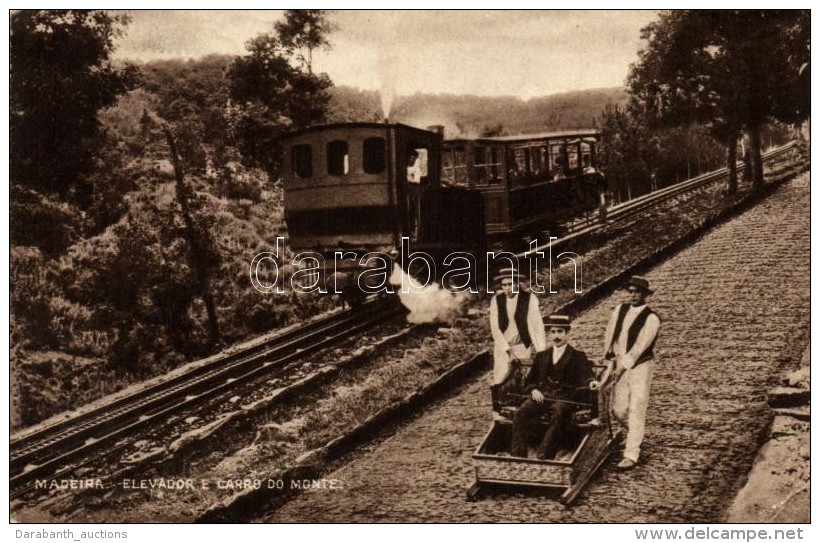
[268,174,810,522]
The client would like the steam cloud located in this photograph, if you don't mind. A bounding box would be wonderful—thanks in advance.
[379,50,399,120]
[389,265,468,324]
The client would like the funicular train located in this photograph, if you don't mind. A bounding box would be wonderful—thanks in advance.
[280,122,603,299]
[280,121,617,501]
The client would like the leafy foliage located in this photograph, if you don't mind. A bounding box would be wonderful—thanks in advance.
[226,10,334,176]
[10,10,140,205]
[140,55,234,173]
[10,186,87,257]
[627,10,810,188]
[597,105,655,201]
[275,9,333,73]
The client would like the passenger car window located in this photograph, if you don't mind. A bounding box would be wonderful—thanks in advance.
[363,137,386,174]
[488,147,502,184]
[453,147,467,186]
[292,145,312,178]
[327,140,349,175]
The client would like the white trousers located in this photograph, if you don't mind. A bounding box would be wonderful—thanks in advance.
[492,343,533,384]
[612,360,655,462]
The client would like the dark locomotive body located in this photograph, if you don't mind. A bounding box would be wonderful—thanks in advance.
[280,123,602,295]
[281,122,484,295]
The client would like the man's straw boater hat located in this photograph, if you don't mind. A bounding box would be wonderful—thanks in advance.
[493,267,524,284]
[625,275,653,294]
[545,314,572,329]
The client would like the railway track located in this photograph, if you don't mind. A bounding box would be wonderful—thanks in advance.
[538,142,799,255]
[220,150,809,523]
[10,297,405,494]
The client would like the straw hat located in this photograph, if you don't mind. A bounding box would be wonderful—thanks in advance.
[493,267,523,284]
[545,314,572,329]
[625,275,653,294]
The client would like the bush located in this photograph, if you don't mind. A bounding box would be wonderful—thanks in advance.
[10,186,86,256]
[10,246,61,350]
[215,161,264,202]
[15,351,114,428]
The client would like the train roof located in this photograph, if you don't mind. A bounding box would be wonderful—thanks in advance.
[444,128,601,145]
[279,121,437,140]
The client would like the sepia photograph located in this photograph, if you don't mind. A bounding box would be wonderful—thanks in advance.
[7,6,811,531]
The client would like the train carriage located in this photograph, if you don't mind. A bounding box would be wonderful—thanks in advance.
[442,130,603,246]
[280,122,605,298]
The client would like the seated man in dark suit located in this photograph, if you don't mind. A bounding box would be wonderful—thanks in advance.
[511,314,594,459]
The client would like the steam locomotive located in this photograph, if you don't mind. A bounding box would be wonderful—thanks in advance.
[280,122,602,299]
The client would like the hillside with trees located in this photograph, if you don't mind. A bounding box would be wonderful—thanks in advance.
[10,11,337,428]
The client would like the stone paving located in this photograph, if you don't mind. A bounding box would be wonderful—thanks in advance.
[268,174,810,523]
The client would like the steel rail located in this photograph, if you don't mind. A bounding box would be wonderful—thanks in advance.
[10,298,404,491]
[521,142,798,257]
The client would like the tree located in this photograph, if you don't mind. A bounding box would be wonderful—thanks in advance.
[275,10,333,76]
[771,10,811,127]
[139,55,235,173]
[226,10,334,176]
[598,105,656,202]
[162,123,222,349]
[627,10,810,192]
[10,10,140,205]
[481,124,505,137]
[655,125,724,185]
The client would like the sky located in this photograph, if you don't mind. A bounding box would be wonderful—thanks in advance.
[113,10,659,99]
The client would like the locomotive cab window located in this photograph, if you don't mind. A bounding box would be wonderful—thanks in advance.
[414,148,428,178]
[292,144,313,179]
[406,147,428,184]
[327,140,349,175]
[363,137,386,174]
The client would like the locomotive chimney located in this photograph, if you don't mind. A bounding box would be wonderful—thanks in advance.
[427,125,445,136]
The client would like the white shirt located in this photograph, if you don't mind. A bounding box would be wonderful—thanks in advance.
[603,303,660,369]
[490,291,547,357]
[552,344,567,365]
